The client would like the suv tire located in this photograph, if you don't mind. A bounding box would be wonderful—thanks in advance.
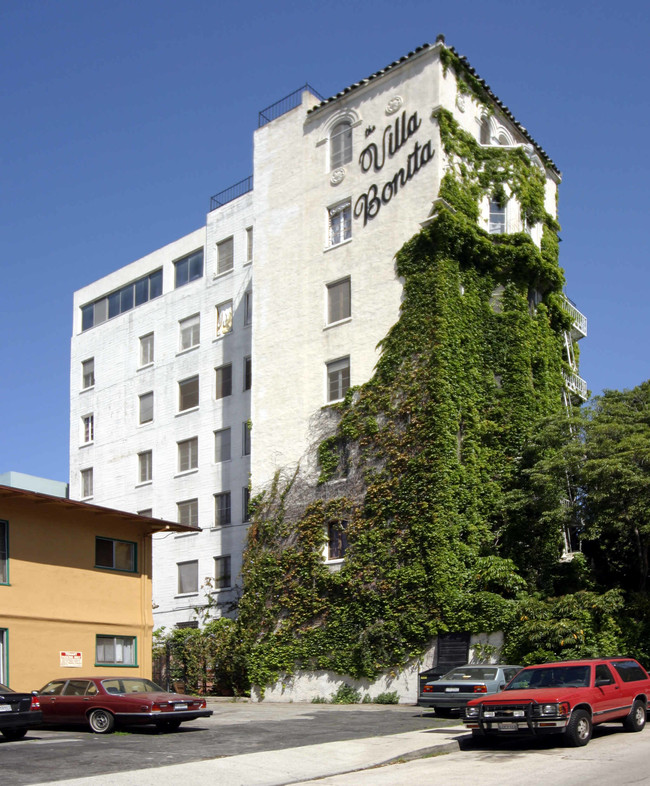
[622,700,646,732]
[565,709,592,747]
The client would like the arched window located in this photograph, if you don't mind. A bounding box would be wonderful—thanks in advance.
[330,121,352,169]
[480,117,491,145]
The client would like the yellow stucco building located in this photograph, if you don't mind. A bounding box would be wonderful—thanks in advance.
[0,484,193,691]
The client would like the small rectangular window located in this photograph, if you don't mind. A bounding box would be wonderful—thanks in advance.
[327,357,350,402]
[139,392,153,424]
[328,521,348,561]
[216,301,233,337]
[177,499,199,528]
[329,201,351,246]
[214,492,231,527]
[81,468,94,498]
[489,199,506,234]
[82,414,94,444]
[0,520,8,584]
[246,227,253,262]
[179,376,199,411]
[327,278,351,324]
[214,428,231,463]
[82,358,95,389]
[214,556,232,589]
[217,237,234,274]
[177,560,199,594]
[138,450,152,483]
[243,356,252,391]
[96,635,136,666]
[242,487,250,522]
[244,291,253,326]
[215,364,232,399]
[242,422,251,456]
[179,314,200,351]
[178,438,198,472]
[95,537,136,572]
[174,249,204,288]
[140,333,154,366]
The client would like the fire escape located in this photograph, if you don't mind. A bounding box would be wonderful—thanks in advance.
[560,295,588,557]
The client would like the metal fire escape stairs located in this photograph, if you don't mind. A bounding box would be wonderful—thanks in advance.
[559,296,588,559]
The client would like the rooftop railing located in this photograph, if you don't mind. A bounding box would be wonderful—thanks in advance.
[209,176,253,212]
[258,83,325,128]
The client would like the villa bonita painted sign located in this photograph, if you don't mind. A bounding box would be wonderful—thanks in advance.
[354,109,434,226]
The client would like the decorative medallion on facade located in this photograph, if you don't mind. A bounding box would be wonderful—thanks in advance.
[456,93,466,112]
[330,167,346,186]
[385,96,403,115]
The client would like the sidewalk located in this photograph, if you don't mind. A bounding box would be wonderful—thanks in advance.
[33,724,468,786]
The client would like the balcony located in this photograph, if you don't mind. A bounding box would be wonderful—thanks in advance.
[562,295,587,340]
[563,370,588,400]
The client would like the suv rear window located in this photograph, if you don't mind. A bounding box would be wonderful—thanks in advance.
[611,660,648,682]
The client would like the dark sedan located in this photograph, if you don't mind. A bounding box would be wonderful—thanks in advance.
[38,677,212,733]
[0,682,43,741]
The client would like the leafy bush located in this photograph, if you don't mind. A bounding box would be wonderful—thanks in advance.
[330,684,361,704]
[311,696,328,703]
[373,691,400,704]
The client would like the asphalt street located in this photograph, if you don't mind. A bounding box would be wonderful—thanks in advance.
[0,702,449,785]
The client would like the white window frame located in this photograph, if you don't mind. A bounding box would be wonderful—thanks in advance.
[326,520,348,562]
[216,300,233,338]
[214,428,231,463]
[246,226,253,263]
[330,120,352,169]
[82,414,94,444]
[488,198,507,235]
[214,555,232,590]
[327,278,351,325]
[242,421,251,456]
[81,468,93,498]
[327,357,350,403]
[177,499,199,528]
[139,392,153,424]
[178,437,198,473]
[244,291,253,326]
[82,358,95,390]
[179,314,200,351]
[215,364,232,399]
[328,200,352,247]
[214,492,231,527]
[139,333,154,367]
[217,237,234,275]
[138,450,152,483]
[179,375,199,412]
[177,560,199,595]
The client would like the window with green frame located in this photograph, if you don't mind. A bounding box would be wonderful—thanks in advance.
[0,520,7,584]
[95,635,137,666]
[95,537,137,572]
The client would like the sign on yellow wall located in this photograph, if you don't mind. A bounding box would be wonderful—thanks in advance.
[60,651,82,668]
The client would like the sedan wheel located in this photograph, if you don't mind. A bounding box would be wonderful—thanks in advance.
[1,728,28,741]
[88,708,115,734]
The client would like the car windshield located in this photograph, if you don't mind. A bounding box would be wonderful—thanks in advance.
[506,665,590,690]
[0,683,13,693]
[101,678,165,695]
[441,667,498,681]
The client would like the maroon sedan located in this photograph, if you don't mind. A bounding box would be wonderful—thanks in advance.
[38,677,212,734]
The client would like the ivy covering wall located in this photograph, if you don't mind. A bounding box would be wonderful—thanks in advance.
[231,61,592,692]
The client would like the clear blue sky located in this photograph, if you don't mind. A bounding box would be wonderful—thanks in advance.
[1,0,648,483]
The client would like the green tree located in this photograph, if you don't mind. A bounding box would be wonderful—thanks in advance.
[581,382,650,592]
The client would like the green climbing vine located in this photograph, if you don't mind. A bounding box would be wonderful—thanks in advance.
[223,50,613,693]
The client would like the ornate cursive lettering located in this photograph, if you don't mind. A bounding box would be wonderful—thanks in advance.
[358,110,422,174]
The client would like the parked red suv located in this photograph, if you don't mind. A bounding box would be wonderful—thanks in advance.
[463,658,650,746]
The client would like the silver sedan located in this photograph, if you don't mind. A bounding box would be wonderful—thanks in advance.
[419,664,522,716]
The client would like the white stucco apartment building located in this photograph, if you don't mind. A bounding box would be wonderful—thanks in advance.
[70,39,586,629]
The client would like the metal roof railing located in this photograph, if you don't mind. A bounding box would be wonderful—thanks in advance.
[258,83,324,128]
[209,176,253,212]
